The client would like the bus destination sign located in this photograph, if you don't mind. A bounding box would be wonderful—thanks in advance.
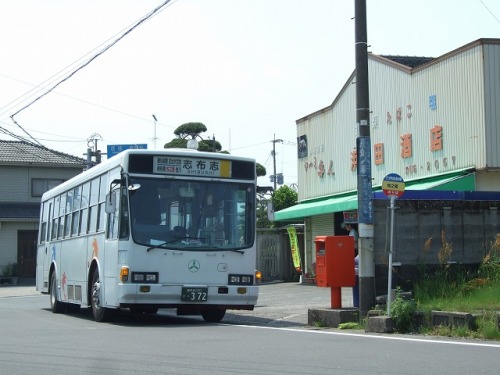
[153,156,231,178]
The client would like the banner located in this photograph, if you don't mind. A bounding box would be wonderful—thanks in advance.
[287,226,301,272]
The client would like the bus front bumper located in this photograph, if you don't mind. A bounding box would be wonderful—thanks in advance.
[116,283,259,310]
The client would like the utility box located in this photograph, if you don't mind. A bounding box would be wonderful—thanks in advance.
[315,236,355,288]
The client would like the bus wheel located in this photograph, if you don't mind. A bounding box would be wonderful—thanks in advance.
[201,309,226,323]
[50,272,65,313]
[91,269,114,322]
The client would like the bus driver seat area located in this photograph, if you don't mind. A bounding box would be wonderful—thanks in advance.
[131,186,161,226]
[171,226,187,239]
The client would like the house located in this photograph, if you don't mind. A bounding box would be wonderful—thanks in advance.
[0,140,86,280]
[275,38,500,292]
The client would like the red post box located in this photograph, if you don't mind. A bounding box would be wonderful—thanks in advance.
[314,235,355,308]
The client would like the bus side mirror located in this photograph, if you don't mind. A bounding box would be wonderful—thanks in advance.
[105,191,117,213]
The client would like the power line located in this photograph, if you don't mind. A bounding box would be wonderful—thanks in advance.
[480,0,500,24]
[1,0,175,151]
[9,0,174,120]
[0,73,173,129]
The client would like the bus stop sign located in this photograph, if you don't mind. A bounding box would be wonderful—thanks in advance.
[382,173,405,198]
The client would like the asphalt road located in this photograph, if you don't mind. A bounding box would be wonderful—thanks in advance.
[1,282,500,375]
[0,281,349,327]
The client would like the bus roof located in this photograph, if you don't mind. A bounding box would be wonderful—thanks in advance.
[41,148,256,200]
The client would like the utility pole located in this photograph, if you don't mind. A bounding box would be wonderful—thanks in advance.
[85,133,103,169]
[152,114,158,149]
[271,134,283,191]
[355,0,376,318]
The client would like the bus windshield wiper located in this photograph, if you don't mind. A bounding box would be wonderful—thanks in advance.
[146,242,172,252]
[146,237,209,252]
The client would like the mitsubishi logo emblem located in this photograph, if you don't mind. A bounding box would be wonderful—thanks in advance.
[188,260,200,272]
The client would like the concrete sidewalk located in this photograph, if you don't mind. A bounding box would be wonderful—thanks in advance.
[0,284,38,298]
[225,282,356,327]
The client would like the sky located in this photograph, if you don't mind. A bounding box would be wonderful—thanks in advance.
[0,0,499,188]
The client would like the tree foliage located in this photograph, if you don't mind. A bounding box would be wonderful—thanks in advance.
[174,122,207,139]
[164,121,266,178]
[256,163,266,177]
[164,138,188,149]
[257,185,298,229]
[273,185,298,212]
[198,139,222,152]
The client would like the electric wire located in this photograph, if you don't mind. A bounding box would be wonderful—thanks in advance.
[9,0,174,121]
[0,0,176,151]
[480,0,500,24]
[0,73,173,130]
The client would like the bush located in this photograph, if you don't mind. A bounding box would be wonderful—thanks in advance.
[390,290,417,333]
[1,263,18,277]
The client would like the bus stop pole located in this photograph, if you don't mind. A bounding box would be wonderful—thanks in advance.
[387,196,396,316]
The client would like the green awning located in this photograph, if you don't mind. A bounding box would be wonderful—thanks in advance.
[405,172,475,191]
[274,193,358,221]
[274,170,475,221]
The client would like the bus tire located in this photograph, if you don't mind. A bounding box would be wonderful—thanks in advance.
[201,308,226,323]
[50,272,65,314]
[91,269,114,322]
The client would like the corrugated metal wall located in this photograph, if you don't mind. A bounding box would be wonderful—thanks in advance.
[484,43,500,167]
[296,42,498,203]
[309,214,334,268]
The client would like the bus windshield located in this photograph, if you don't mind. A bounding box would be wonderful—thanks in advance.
[128,177,255,250]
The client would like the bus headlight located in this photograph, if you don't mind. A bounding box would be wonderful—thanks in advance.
[131,272,158,283]
[228,274,253,285]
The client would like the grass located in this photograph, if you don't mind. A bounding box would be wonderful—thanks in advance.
[415,281,500,340]
[417,281,500,312]
[408,231,500,340]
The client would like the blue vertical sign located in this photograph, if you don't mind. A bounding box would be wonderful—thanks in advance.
[357,136,373,224]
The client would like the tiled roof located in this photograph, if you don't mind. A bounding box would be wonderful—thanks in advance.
[380,55,435,69]
[0,140,86,167]
[0,202,40,220]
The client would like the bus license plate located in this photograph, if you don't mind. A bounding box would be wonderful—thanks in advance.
[181,287,208,302]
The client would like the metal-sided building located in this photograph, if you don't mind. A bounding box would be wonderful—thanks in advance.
[275,39,500,288]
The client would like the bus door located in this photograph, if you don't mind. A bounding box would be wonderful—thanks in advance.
[36,201,52,291]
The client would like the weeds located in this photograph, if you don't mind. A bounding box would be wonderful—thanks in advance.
[412,231,500,340]
[390,288,417,333]
[338,322,361,330]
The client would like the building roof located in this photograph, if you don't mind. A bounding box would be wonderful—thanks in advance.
[297,38,500,124]
[380,55,435,69]
[0,140,86,168]
[0,202,40,220]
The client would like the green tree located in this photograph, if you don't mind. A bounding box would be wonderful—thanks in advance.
[257,185,298,229]
[165,122,218,149]
[273,185,298,212]
[164,121,266,176]
[256,163,266,177]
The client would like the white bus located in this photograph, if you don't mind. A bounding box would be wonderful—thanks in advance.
[36,149,260,322]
